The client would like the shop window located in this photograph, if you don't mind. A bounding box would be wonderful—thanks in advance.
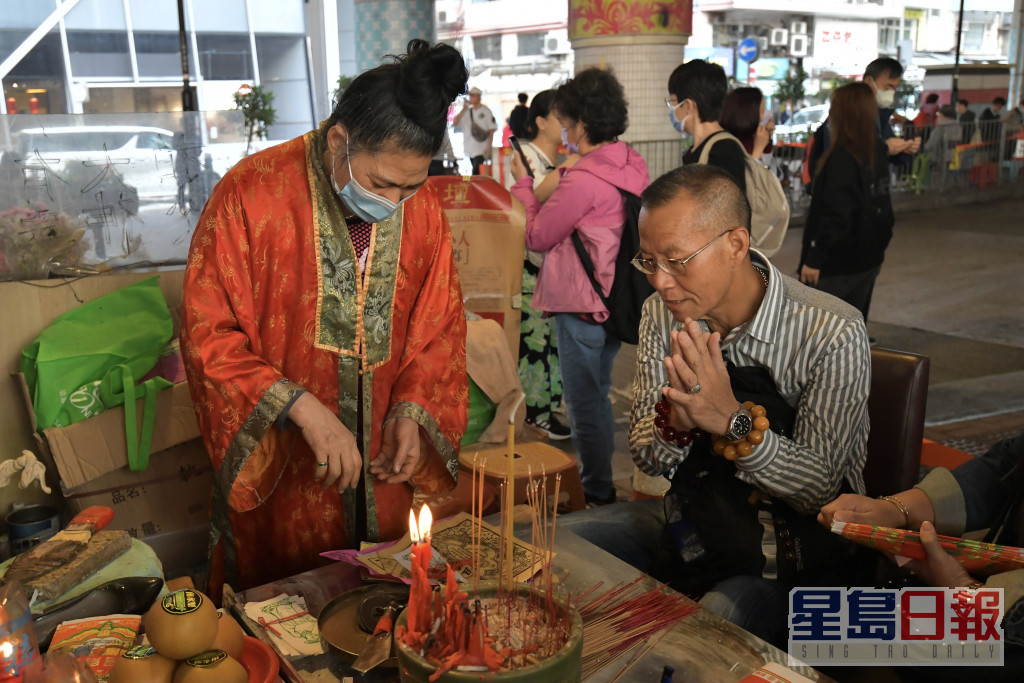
[196,34,253,81]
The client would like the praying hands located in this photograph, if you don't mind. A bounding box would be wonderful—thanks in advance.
[661,318,742,437]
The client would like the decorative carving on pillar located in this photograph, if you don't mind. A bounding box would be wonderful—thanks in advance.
[569,0,693,41]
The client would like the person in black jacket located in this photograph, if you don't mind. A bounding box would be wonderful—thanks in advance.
[799,82,893,321]
[507,92,529,138]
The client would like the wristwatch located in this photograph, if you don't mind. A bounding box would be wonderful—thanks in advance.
[723,405,753,442]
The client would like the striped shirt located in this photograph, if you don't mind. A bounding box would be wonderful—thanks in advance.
[631,252,871,515]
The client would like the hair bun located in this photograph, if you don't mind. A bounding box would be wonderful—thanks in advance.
[397,40,468,127]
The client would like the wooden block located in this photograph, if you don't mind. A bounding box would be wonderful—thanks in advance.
[25,530,133,601]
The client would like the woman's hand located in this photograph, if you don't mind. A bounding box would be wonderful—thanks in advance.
[905,521,976,589]
[753,123,772,158]
[799,265,820,286]
[288,392,362,492]
[509,151,530,181]
[661,319,736,435]
[819,493,906,530]
[369,417,423,484]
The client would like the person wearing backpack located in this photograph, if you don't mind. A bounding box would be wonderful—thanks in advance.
[799,83,894,322]
[668,65,789,258]
[668,60,746,193]
[510,67,650,507]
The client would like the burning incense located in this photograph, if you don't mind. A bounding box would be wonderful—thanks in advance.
[505,392,526,591]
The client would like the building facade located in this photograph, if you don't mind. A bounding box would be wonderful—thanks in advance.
[1,0,315,140]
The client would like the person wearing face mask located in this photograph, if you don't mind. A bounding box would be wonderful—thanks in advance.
[180,40,470,596]
[666,60,747,194]
[807,57,921,184]
[508,67,650,507]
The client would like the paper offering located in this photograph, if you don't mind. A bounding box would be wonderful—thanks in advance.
[326,511,551,584]
[243,593,323,658]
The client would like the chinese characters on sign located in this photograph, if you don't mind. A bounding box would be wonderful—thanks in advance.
[789,587,1004,666]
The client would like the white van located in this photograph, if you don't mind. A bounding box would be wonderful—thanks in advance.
[13,125,178,200]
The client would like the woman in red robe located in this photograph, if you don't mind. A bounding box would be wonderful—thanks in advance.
[181,41,470,593]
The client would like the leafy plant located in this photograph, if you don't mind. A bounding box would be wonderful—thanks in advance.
[334,75,354,105]
[234,84,277,155]
[774,64,808,107]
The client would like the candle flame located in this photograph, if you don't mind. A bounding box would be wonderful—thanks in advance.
[409,508,419,544]
[419,504,432,541]
[1,640,12,658]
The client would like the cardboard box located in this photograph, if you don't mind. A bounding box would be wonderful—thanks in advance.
[430,176,525,357]
[465,295,522,363]
[16,374,200,490]
[61,439,212,540]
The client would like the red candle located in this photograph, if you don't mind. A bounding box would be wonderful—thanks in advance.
[408,505,433,634]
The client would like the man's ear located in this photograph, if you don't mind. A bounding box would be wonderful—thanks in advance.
[727,226,750,263]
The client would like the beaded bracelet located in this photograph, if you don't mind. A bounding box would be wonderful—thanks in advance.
[653,399,703,448]
[710,401,769,461]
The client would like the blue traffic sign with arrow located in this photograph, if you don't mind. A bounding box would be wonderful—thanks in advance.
[738,38,759,63]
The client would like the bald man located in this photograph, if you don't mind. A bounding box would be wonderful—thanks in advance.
[559,164,872,647]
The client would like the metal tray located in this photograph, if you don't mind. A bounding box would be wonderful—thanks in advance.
[316,583,408,668]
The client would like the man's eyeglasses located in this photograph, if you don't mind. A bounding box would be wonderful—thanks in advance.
[631,229,733,277]
[665,98,679,110]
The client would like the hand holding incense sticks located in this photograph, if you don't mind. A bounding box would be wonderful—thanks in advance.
[830,520,1024,576]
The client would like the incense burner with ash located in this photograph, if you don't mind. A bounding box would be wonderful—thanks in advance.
[394,581,583,682]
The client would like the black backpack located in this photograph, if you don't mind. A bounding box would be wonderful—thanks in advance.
[571,188,654,345]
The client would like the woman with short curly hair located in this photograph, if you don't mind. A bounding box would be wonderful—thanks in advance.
[510,67,650,506]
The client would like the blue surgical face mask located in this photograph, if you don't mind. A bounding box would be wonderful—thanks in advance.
[669,108,690,137]
[332,139,413,223]
[561,127,579,154]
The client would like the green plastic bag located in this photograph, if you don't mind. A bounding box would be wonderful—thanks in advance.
[461,377,497,446]
[20,276,174,471]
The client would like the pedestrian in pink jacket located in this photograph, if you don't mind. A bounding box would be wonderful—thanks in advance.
[510,67,650,506]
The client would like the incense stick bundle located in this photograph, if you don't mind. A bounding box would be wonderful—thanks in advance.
[575,579,698,679]
[831,520,1024,576]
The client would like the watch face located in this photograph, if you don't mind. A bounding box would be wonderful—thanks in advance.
[732,413,752,438]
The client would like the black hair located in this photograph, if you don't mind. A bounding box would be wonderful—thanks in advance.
[518,92,528,104]
[327,39,467,156]
[553,67,628,145]
[864,57,904,81]
[957,98,969,107]
[523,89,556,141]
[668,60,727,123]
[642,164,751,235]
[993,96,1007,106]
[925,93,939,104]
[938,105,956,119]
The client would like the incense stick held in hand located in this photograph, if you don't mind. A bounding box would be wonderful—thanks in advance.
[830,520,1024,576]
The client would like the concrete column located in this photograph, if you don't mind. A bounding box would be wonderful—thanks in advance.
[568,0,692,144]
[354,0,435,74]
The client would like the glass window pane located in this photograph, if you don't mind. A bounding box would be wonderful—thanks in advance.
[249,0,304,34]
[518,32,545,56]
[4,2,59,30]
[65,0,127,31]
[67,31,132,79]
[2,31,67,115]
[192,0,248,33]
[128,0,181,32]
[196,34,253,80]
[473,35,501,61]
[135,32,192,79]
